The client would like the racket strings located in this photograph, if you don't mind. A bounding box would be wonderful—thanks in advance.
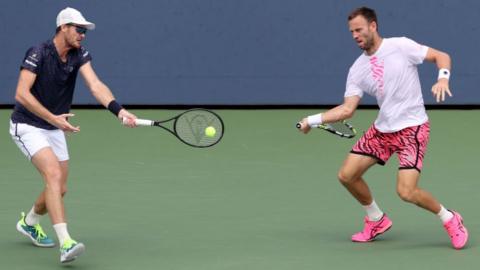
[175,110,224,147]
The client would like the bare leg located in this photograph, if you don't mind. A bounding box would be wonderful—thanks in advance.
[31,148,68,224]
[337,153,378,205]
[396,169,441,213]
[339,153,393,242]
[32,160,69,216]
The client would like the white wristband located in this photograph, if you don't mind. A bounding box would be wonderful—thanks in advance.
[307,113,323,127]
[438,68,450,80]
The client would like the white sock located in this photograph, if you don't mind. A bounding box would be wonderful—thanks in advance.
[363,200,384,221]
[437,205,454,224]
[53,223,72,246]
[25,206,42,226]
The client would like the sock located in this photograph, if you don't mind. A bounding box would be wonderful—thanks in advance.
[437,205,454,224]
[53,223,72,246]
[25,206,42,226]
[363,200,384,221]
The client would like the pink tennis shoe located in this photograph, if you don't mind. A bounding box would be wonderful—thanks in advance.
[351,214,393,242]
[443,211,468,249]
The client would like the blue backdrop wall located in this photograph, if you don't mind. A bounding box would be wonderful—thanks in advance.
[1,0,479,105]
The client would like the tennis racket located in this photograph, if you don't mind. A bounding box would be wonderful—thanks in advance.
[296,121,356,138]
[124,109,224,148]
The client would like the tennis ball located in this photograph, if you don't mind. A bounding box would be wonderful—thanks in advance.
[205,126,216,137]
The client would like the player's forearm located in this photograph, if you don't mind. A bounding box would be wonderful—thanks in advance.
[308,105,354,126]
[89,81,116,107]
[322,96,359,123]
[434,51,451,70]
[425,48,451,70]
[307,96,358,125]
[89,81,128,118]
[323,104,355,123]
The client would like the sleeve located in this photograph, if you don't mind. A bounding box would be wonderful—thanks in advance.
[20,46,42,74]
[78,46,92,67]
[397,37,428,65]
[344,67,363,98]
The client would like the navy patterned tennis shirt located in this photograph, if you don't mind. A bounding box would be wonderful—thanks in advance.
[11,39,92,130]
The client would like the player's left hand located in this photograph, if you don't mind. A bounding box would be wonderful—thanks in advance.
[298,118,311,134]
[431,78,452,103]
[118,109,137,127]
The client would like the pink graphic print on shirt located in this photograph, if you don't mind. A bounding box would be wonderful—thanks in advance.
[369,56,385,97]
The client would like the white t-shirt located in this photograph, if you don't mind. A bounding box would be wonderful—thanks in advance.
[345,37,429,132]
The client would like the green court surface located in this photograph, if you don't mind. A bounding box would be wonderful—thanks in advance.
[0,109,478,270]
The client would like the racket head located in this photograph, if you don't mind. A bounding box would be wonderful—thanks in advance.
[173,109,225,147]
[320,121,356,138]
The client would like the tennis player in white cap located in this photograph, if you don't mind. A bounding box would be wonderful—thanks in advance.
[10,7,137,263]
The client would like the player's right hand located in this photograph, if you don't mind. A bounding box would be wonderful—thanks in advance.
[118,109,137,128]
[298,118,311,134]
[50,113,80,132]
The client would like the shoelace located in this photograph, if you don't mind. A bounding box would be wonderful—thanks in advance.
[61,240,77,252]
[33,224,48,239]
[445,219,464,238]
[366,219,384,238]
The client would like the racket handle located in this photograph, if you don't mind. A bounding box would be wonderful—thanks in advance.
[296,122,319,129]
[134,119,154,126]
[122,118,154,126]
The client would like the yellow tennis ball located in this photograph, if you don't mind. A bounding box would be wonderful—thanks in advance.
[205,126,216,137]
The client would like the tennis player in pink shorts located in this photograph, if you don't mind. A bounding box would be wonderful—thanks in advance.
[352,122,430,172]
[298,7,468,249]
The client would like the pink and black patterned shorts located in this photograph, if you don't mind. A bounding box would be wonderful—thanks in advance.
[351,122,430,172]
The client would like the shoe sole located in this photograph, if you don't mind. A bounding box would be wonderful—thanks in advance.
[61,243,86,263]
[352,223,393,242]
[16,222,55,248]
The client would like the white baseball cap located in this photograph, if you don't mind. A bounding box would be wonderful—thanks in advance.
[56,7,95,30]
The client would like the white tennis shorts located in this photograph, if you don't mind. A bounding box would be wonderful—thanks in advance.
[9,121,69,161]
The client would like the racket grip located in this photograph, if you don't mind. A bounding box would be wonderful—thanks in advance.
[122,118,154,126]
[296,122,319,129]
[134,119,154,126]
